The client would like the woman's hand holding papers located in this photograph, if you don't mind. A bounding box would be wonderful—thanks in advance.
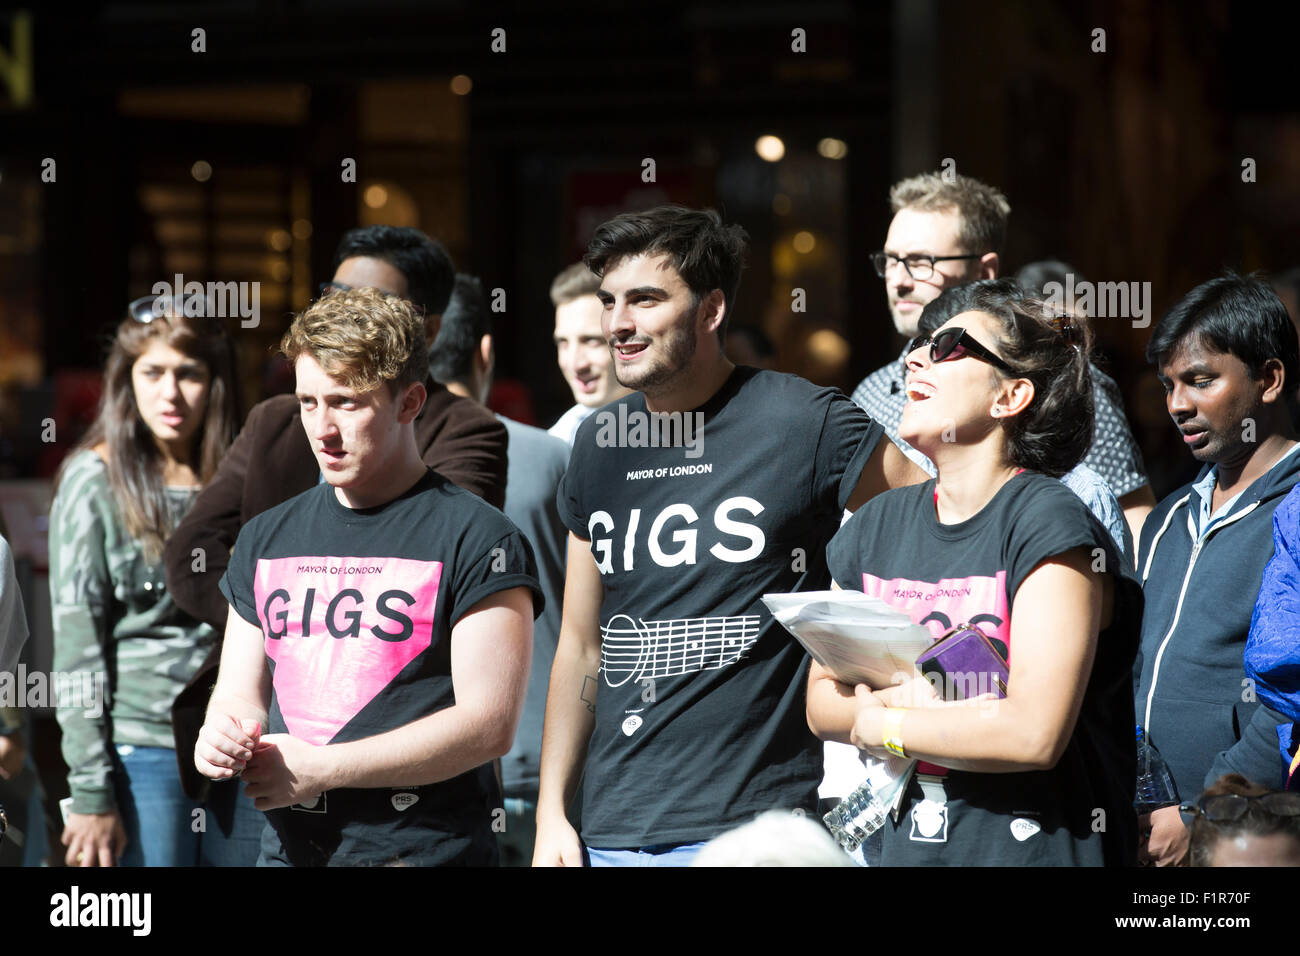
[870,672,941,709]
[850,684,891,758]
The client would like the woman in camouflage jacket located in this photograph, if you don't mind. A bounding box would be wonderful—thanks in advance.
[49,297,239,866]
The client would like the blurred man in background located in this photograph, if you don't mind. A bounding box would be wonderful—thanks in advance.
[851,174,1155,544]
[431,274,569,866]
[547,263,631,447]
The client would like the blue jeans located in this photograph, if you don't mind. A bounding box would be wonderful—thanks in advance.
[585,841,707,867]
[198,774,265,867]
[113,744,263,866]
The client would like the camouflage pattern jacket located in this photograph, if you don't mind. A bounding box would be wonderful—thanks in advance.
[49,450,216,814]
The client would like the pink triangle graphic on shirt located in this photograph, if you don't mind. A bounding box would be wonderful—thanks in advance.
[860,569,1008,777]
[253,556,442,745]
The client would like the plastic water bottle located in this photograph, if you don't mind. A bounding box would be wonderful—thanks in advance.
[1134,725,1180,815]
[824,778,889,852]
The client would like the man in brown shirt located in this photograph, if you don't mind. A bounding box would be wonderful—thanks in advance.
[165,226,507,802]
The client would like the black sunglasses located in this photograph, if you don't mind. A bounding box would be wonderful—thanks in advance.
[906,327,1019,376]
[319,281,426,317]
[1180,791,1300,823]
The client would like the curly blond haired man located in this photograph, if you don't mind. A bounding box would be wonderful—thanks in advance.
[195,289,542,866]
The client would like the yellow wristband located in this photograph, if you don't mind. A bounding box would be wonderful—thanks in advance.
[882,708,907,758]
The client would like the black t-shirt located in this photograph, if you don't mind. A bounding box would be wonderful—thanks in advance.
[219,469,541,866]
[556,366,883,847]
[826,472,1140,866]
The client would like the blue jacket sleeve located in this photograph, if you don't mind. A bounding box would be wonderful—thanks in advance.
[1243,487,1300,720]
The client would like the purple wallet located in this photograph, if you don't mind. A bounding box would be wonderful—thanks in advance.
[915,624,1009,701]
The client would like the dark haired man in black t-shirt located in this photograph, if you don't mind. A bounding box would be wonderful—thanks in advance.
[534,206,925,866]
[194,289,541,866]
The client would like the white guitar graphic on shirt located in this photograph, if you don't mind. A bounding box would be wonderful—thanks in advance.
[599,613,762,687]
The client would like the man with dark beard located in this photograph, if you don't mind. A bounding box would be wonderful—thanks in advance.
[533,205,926,866]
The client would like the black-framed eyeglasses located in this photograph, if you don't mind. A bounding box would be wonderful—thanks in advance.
[1180,792,1300,824]
[906,326,1019,376]
[318,281,426,317]
[871,251,983,281]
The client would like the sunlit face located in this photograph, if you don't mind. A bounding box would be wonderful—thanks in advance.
[882,207,982,337]
[1208,831,1300,867]
[596,253,709,398]
[332,256,440,342]
[553,295,627,408]
[295,354,419,500]
[131,340,211,450]
[1157,338,1271,467]
[332,256,410,300]
[898,310,1013,455]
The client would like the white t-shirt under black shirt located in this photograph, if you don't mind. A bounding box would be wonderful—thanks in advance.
[556,366,883,848]
[547,403,595,447]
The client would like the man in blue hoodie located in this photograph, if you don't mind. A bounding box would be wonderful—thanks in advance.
[1136,273,1300,865]
[1205,483,1300,794]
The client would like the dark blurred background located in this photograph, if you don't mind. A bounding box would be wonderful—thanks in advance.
[1,0,1298,502]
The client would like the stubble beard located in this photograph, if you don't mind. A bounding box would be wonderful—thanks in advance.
[614,312,699,398]
[891,307,919,338]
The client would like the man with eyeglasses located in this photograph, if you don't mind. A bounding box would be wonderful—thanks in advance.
[163,225,508,815]
[851,173,1155,547]
[852,173,1004,463]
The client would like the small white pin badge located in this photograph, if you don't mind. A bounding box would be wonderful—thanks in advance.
[392,792,419,812]
[1010,818,1041,842]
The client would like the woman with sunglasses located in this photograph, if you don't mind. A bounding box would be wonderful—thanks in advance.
[49,297,250,866]
[808,284,1142,865]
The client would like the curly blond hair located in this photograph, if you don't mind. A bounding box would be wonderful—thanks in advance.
[281,288,427,394]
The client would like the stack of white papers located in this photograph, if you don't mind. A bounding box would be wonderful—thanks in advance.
[762,590,932,690]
